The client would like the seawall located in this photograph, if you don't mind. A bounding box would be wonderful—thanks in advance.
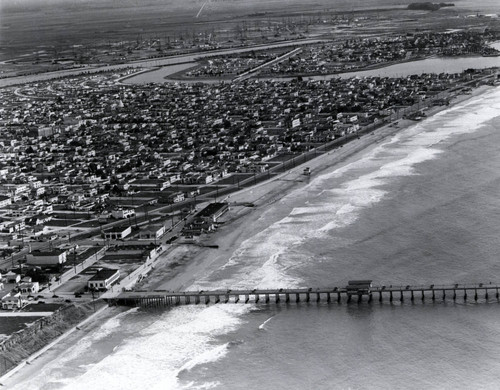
[0,303,97,377]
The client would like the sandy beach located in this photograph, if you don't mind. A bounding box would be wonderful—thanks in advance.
[139,85,494,292]
[1,84,493,388]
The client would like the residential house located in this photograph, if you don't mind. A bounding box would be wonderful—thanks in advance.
[18,282,40,294]
[1,292,25,310]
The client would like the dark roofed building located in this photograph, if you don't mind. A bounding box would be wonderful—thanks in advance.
[346,280,373,296]
[104,225,132,240]
[88,268,120,291]
[194,202,229,223]
[26,249,67,266]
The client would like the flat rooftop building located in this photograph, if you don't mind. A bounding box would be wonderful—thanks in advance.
[26,249,67,266]
[194,202,229,223]
[88,268,120,291]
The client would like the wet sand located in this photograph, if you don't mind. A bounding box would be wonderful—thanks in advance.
[139,85,494,292]
[2,84,493,388]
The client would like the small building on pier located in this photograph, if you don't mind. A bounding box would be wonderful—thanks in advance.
[346,280,373,295]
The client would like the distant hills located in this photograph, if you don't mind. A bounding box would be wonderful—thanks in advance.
[408,2,455,11]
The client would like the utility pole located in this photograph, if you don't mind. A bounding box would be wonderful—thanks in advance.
[90,288,96,313]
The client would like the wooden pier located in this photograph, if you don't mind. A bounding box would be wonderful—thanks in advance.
[107,281,500,308]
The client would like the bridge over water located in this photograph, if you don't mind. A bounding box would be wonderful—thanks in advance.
[107,281,500,307]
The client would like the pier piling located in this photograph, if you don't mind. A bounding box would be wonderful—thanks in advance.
[112,282,500,310]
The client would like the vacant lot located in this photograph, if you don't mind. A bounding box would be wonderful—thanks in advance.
[45,219,81,227]
[0,0,422,61]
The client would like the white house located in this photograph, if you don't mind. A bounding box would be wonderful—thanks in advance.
[3,271,20,284]
[18,282,40,294]
[0,195,12,208]
[111,208,135,219]
[1,292,25,310]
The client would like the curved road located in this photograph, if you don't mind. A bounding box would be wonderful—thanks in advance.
[0,38,327,88]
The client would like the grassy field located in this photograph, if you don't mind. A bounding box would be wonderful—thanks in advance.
[0,0,423,62]
[0,317,41,338]
[1,0,496,79]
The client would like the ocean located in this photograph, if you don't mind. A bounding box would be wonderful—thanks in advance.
[11,87,500,390]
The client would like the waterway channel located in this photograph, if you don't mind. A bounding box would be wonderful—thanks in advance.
[124,53,500,85]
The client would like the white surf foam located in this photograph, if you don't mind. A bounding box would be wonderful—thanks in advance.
[13,87,500,390]
[259,316,274,330]
[209,87,500,289]
[178,343,230,373]
[46,305,254,390]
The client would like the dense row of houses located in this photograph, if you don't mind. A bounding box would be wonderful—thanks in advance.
[0,32,494,248]
[262,31,500,76]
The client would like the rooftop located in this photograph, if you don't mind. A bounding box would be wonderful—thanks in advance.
[89,268,119,281]
[29,249,66,256]
[195,202,228,218]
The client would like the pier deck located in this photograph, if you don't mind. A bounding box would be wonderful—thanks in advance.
[107,283,500,307]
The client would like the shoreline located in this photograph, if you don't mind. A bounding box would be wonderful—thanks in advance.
[1,84,495,388]
[136,83,495,292]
